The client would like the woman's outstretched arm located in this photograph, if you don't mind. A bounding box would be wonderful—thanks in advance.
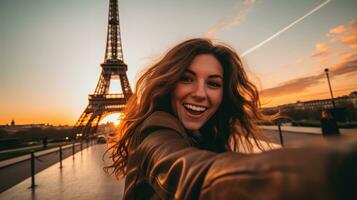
[124,112,357,200]
[201,137,357,199]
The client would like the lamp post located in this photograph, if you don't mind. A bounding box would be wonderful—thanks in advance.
[324,68,336,109]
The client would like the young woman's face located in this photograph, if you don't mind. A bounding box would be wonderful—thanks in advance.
[171,54,224,130]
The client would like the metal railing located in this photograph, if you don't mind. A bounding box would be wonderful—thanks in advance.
[0,140,95,192]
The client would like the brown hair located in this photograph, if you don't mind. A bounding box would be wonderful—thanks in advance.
[106,38,270,178]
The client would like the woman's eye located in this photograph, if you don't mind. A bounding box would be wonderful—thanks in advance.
[180,76,193,83]
[208,81,222,88]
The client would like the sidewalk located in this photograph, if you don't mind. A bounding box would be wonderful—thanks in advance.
[0,144,124,200]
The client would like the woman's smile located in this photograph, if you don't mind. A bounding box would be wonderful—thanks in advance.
[183,103,207,112]
[182,103,208,119]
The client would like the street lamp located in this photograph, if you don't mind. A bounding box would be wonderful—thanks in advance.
[324,68,336,109]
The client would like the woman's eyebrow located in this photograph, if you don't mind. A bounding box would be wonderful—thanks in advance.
[208,74,223,79]
[185,69,195,75]
[185,69,223,79]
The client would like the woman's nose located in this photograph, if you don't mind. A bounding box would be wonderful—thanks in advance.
[191,82,207,100]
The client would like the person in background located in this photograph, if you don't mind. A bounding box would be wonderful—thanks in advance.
[321,110,340,136]
[42,136,48,148]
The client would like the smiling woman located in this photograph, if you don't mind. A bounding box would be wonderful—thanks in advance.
[105,38,269,197]
[106,38,357,200]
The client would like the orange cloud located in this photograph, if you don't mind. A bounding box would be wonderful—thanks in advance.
[310,43,332,58]
[331,53,357,77]
[306,20,357,65]
[260,75,322,97]
[340,35,357,45]
[260,54,357,98]
[312,20,357,58]
[329,25,346,34]
[260,20,357,106]
[350,20,357,29]
[329,20,357,47]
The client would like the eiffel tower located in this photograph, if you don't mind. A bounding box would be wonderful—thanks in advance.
[74,0,132,137]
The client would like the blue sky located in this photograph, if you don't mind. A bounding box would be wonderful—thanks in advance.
[0,0,356,125]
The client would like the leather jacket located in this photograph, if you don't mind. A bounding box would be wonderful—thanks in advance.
[123,111,357,200]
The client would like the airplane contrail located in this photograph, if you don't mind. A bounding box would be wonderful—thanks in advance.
[241,0,332,57]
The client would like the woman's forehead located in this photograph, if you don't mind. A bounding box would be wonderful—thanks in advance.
[186,54,223,76]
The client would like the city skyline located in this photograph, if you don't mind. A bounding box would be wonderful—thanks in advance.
[0,0,356,125]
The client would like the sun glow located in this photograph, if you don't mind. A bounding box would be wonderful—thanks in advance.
[100,113,124,126]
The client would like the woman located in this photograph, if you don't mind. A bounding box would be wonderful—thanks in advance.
[107,38,356,199]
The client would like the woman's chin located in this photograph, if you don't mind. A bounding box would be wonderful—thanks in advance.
[182,121,204,131]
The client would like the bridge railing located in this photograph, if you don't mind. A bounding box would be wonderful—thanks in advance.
[0,140,96,192]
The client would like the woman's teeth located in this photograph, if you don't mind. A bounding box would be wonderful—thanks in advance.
[183,104,207,112]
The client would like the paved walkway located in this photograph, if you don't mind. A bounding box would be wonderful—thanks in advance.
[0,144,124,200]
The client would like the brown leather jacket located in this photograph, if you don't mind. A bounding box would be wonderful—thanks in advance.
[123,111,357,200]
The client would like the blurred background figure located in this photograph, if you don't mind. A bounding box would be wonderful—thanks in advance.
[321,110,340,137]
[42,136,48,148]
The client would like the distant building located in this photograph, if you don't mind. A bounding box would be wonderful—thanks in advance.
[0,123,47,133]
[350,91,357,107]
[263,91,357,112]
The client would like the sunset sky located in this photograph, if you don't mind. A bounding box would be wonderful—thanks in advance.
[0,0,356,125]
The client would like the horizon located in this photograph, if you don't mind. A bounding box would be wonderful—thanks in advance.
[2,92,355,126]
[0,0,356,125]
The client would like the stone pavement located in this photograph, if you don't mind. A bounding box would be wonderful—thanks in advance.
[0,144,124,200]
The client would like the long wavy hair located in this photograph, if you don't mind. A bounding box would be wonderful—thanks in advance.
[106,38,270,178]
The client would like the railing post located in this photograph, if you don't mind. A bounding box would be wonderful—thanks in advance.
[59,146,63,168]
[278,124,284,146]
[80,142,83,152]
[30,151,36,188]
[72,143,75,159]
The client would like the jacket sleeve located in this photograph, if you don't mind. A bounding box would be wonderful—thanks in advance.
[200,136,357,200]
[124,111,222,200]
[132,125,219,199]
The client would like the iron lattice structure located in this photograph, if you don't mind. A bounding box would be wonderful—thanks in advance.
[74,0,132,136]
